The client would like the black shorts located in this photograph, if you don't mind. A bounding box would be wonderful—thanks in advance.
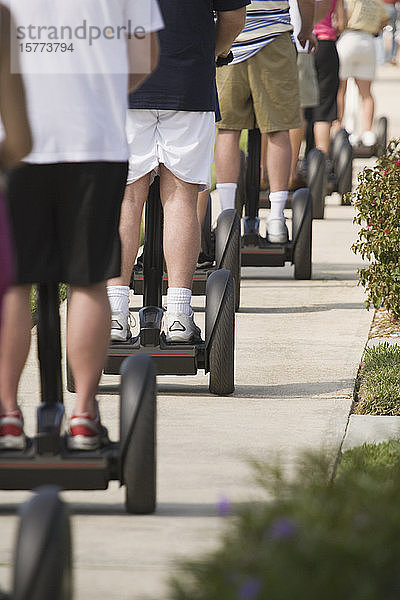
[7,162,128,285]
[307,39,339,123]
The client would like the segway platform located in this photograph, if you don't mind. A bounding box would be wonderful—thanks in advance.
[236,129,312,279]
[0,284,157,514]
[103,177,236,396]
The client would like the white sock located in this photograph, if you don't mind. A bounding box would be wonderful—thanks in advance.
[216,183,237,212]
[167,287,192,316]
[107,285,130,315]
[269,191,289,220]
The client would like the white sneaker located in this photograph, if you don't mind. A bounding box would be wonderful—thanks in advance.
[361,130,377,148]
[110,311,133,342]
[266,218,289,244]
[349,132,359,146]
[163,311,202,344]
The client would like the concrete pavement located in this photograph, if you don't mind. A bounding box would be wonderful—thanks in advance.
[0,64,399,599]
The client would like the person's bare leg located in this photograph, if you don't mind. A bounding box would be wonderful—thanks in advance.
[108,173,150,287]
[160,165,200,289]
[215,129,242,183]
[266,130,291,192]
[355,78,374,133]
[289,126,305,184]
[336,79,347,129]
[67,283,110,418]
[215,129,242,212]
[0,285,31,413]
[313,121,331,155]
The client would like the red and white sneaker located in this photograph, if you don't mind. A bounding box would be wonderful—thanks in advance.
[67,412,109,451]
[0,409,25,450]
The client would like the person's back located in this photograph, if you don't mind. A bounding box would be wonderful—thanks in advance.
[0,0,163,451]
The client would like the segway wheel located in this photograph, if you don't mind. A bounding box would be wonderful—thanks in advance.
[120,354,157,514]
[336,138,353,201]
[307,148,326,220]
[201,194,213,258]
[235,150,246,216]
[376,116,388,157]
[215,209,241,311]
[206,269,235,395]
[331,128,349,165]
[292,188,312,280]
[13,488,72,600]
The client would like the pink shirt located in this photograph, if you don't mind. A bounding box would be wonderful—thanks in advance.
[313,0,338,40]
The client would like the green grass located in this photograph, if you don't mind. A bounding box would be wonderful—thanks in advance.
[339,439,400,474]
[355,342,400,415]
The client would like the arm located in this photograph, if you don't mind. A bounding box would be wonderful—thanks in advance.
[126,31,160,93]
[0,5,32,168]
[297,0,318,51]
[313,0,331,23]
[332,0,347,35]
[215,8,246,58]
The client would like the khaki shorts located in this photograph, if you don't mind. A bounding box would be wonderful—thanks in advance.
[216,32,301,133]
[297,52,319,109]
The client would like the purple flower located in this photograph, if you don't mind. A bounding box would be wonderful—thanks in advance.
[238,577,262,600]
[217,495,231,517]
[269,517,298,540]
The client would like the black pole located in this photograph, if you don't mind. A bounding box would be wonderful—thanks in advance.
[36,283,63,406]
[245,129,261,219]
[143,177,163,308]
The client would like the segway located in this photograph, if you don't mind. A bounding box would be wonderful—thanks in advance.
[0,284,157,515]
[343,78,388,159]
[328,128,353,202]
[237,128,312,280]
[133,206,241,311]
[104,176,235,396]
[0,487,72,600]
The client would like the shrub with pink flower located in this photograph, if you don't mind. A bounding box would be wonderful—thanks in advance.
[352,139,400,318]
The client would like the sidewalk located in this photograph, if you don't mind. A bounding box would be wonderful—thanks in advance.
[0,65,399,600]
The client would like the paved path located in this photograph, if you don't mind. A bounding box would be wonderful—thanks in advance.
[0,65,399,599]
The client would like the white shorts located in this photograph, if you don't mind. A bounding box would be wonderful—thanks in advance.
[337,30,376,81]
[126,110,215,191]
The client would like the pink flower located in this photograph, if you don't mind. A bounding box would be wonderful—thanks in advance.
[384,228,389,234]
[395,159,400,167]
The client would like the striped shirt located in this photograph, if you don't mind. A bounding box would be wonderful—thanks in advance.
[232,0,294,64]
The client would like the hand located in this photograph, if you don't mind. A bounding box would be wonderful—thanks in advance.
[297,29,318,52]
[215,48,231,60]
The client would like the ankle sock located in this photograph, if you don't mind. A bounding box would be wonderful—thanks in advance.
[216,183,237,211]
[167,287,192,316]
[107,285,130,315]
[269,191,289,220]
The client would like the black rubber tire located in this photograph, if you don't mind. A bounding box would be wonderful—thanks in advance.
[120,355,157,515]
[376,116,388,157]
[13,488,72,600]
[331,128,349,167]
[292,188,312,280]
[206,271,235,395]
[215,210,241,312]
[307,148,326,220]
[235,150,246,216]
[336,139,353,201]
[201,194,213,258]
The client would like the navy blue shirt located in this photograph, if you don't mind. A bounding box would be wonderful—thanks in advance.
[129,0,249,112]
